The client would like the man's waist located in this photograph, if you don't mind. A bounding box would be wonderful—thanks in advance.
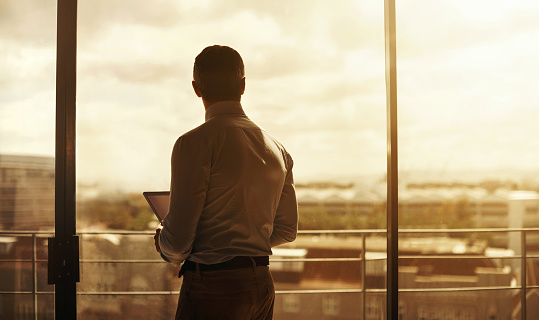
[180,256,269,276]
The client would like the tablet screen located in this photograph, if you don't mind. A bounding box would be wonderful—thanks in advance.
[143,191,170,222]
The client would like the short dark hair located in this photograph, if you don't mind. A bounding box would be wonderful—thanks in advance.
[193,45,245,102]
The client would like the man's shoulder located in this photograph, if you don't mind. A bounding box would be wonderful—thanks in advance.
[258,128,294,166]
[171,123,212,152]
[178,121,215,140]
[259,127,287,150]
[173,117,235,148]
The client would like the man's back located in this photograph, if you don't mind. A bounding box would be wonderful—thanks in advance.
[160,101,297,265]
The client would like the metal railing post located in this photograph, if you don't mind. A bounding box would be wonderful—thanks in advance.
[362,233,366,320]
[32,234,37,320]
[521,230,526,320]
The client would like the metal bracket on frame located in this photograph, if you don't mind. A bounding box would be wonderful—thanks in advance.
[47,235,80,285]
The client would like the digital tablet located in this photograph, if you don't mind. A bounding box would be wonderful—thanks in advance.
[143,191,170,222]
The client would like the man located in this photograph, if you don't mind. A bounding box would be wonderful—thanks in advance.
[154,45,298,320]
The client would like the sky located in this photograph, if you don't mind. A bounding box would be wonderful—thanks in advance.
[1,0,539,192]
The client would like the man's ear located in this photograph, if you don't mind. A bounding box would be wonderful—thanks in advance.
[192,81,202,97]
[240,77,246,96]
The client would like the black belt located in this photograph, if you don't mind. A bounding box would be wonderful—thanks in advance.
[179,256,269,278]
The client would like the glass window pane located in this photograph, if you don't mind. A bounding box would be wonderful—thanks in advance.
[0,0,56,319]
[77,0,386,318]
[397,0,539,317]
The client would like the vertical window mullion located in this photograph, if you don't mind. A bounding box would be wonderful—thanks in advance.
[53,0,79,319]
[384,0,398,318]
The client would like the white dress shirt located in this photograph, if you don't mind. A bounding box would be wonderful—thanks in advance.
[159,101,298,266]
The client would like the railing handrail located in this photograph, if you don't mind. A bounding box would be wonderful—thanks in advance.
[0,228,536,320]
[4,226,539,236]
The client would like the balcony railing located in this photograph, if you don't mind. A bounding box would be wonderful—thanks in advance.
[1,228,538,319]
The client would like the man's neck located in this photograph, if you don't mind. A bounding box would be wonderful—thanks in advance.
[203,98,241,110]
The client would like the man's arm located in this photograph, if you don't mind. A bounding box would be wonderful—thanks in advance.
[270,157,298,247]
[159,135,210,265]
[153,223,171,262]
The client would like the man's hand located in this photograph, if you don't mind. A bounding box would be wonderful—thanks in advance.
[154,223,163,253]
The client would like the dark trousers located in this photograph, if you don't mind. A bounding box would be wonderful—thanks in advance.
[175,265,275,320]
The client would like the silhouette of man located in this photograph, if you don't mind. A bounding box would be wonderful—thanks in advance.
[154,45,298,320]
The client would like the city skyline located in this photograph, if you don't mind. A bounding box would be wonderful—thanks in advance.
[1,0,539,191]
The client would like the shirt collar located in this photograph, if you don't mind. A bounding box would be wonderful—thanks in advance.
[205,101,245,121]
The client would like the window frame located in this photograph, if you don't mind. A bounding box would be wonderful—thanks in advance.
[51,0,399,318]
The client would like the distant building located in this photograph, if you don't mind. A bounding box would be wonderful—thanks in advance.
[296,184,539,249]
[0,154,54,230]
[508,191,539,252]
[0,154,54,318]
[274,235,517,320]
[296,186,382,219]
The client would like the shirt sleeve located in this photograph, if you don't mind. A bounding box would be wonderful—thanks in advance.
[159,135,211,265]
[270,155,298,247]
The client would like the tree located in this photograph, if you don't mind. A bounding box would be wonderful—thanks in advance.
[78,193,156,230]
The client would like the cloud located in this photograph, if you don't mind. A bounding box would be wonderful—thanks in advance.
[0,0,55,44]
[77,0,181,42]
[0,93,55,156]
[396,0,539,59]
[80,60,186,84]
[3,0,539,190]
[245,45,343,79]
